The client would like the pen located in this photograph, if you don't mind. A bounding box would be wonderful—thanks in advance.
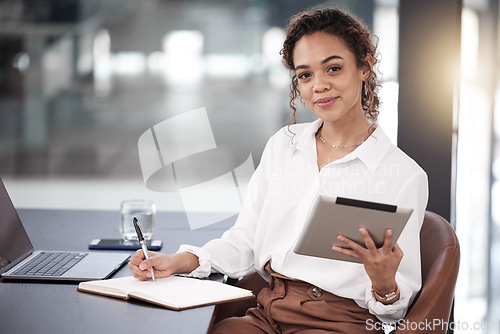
[133,217,155,281]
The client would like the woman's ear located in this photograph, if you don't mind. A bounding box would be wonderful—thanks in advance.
[362,55,374,80]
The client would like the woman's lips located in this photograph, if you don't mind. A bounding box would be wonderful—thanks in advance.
[314,97,338,108]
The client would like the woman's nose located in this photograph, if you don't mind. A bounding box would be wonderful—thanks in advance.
[313,75,330,92]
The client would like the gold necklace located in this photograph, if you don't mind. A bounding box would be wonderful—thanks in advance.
[317,128,369,149]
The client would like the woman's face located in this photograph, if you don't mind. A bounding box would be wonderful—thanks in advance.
[293,32,368,124]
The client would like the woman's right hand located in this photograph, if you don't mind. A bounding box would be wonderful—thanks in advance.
[128,251,199,281]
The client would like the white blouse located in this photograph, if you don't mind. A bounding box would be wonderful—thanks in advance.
[179,119,428,323]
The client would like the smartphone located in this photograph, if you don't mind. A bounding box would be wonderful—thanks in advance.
[88,239,163,251]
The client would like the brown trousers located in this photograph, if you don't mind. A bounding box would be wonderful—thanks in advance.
[210,265,384,334]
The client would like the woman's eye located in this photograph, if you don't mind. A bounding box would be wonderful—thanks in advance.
[297,72,311,80]
[328,66,341,73]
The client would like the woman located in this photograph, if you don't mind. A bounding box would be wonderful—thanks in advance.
[129,7,428,333]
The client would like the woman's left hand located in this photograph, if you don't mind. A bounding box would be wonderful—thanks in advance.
[332,228,403,295]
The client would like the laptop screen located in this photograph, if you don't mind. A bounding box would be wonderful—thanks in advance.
[0,179,33,272]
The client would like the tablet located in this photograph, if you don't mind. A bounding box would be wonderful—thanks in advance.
[293,196,413,263]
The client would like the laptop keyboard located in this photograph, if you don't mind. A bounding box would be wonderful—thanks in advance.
[12,251,88,277]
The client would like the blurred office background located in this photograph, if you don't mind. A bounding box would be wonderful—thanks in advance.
[0,0,499,332]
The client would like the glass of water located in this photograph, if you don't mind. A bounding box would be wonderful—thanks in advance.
[119,200,156,240]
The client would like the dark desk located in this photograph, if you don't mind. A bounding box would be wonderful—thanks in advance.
[0,209,235,334]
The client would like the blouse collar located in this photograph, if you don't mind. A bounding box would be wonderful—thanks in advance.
[289,119,393,173]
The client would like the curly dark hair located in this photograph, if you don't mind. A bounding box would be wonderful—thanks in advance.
[280,7,380,124]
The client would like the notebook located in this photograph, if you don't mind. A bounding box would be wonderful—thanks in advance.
[78,275,254,310]
[0,178,130,281]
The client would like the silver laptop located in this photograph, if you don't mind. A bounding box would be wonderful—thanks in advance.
[0,179,130,281]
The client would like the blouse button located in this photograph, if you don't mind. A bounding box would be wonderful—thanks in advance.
[312,286,323,298]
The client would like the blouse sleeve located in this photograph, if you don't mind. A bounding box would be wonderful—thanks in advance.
[177,133,276,278]
[364,170,429,323]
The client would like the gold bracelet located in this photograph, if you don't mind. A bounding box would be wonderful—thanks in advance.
[372,285,400,304]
